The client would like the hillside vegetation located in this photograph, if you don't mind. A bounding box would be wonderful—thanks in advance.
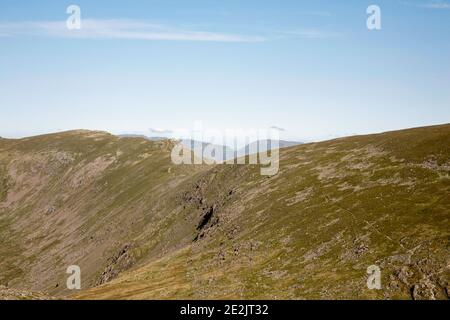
[0,125,449,300]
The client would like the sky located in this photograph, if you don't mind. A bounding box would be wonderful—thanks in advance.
[1,0,449,141]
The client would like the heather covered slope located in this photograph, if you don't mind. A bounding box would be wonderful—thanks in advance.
[75,124,449,300]
[1,125,449,300]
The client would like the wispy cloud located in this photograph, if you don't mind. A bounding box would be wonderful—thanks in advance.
[0,19,266,42]
[297,11,333,17]
[421,1,450,8]
[402,1,450,9]
[283,28,342,39]
[269,126,286,132]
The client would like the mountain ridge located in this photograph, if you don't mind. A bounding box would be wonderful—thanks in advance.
[0,124,449,299]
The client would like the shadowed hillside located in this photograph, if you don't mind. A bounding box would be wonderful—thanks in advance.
[1,125,449,300]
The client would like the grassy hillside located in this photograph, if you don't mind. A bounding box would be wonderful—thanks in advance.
[1,125,449,300]
[0,130,210,295]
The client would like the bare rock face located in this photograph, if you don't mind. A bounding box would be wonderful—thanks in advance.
[96,244,136,286]
[411,279,439,300]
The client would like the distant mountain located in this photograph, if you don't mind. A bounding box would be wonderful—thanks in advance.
[181,139,303,162]
[118,136,302,162]
[180,139,234,162]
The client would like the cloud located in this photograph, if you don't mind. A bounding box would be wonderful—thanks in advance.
[0,19,345,42]
[402,1,450,9]
[421,1,450,8]
[269,126,286,132]
[0,19,266,42]
[297,11,333,17]
[283,28,342,39]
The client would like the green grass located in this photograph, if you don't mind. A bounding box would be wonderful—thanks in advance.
[0,125,449,299]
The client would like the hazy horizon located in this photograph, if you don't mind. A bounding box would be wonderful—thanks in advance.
[1,0,450,141]
[2,122,449,146]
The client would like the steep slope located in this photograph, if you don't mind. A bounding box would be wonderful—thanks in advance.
[0,130,210,296]
[74,124,450,300]
[1,125,449,300]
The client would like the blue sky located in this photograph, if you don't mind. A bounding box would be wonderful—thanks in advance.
[1,0,449,141]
